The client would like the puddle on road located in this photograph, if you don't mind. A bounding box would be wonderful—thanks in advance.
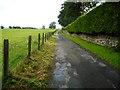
[81,54,97,63]
[81,54,107,68]
[98,62,107,67]
[53,56,71,87]
[55,47,67,61]
[51,45,79,88]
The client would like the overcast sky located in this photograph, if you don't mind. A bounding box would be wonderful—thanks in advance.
[0,0,65,28]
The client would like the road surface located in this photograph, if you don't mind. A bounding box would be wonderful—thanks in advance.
[49,32,120,88]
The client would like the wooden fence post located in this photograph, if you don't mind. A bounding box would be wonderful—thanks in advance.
[38,33,40,50]
[4,39,9,76]
[49,32,50,38]
[50,32,51,37]
[28,36,32,58]
[51,32,52,37]
[46,33,48,40]
[45,33,46,42]
[42,33,44,45]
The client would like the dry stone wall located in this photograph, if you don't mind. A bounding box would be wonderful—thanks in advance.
[63,31,118,48]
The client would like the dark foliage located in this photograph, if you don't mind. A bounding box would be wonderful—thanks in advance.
[49,22,56,29]
[9,26,12,29]
[22,27,36,29]
[65,2,120,36]
[1,25,4,29]
[13,26,21,29]
[58,2,83,27]
[42,26,45,29]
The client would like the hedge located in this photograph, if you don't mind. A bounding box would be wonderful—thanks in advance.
[65,2,120,36]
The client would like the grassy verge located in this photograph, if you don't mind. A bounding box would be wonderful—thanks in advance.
[2,34,56,89]
[0,29,55,77]
[61,32,120,70]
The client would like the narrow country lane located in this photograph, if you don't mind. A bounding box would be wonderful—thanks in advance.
[49,32,120,88]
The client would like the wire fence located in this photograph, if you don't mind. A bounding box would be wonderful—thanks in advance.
[2,31,56,79]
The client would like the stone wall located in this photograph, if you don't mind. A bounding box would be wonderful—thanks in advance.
[63,31,118,48]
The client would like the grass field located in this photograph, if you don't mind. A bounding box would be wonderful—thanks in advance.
[0,30,2,77]
[61,32,120,70]
[0,29,55,77]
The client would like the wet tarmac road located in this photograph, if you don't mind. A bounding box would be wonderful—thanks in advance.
[49,32,120,88]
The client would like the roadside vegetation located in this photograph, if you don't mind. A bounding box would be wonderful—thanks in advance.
[64,3,119,36]
[61,32,120,70]
[63,2,120,52]
[60,2,119,71]
[1,29,55,71]
[2,32,56,89]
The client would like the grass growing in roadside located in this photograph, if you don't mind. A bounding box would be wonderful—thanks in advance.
[61,32,120,70]
[2,34,56,89]
[0,29,55,77]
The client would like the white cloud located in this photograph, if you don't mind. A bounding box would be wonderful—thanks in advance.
[0,0,65,28]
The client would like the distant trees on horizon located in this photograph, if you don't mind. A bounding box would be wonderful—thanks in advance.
[42,25,45,29]
[0,25,56,29]
[49,22,56,29]
[8,26,37,29]
[0,26,4,29]
[9,26,12,29]
[21,27,36,29]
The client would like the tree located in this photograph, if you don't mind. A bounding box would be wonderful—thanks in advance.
[1,26,4,29]
[42,25,45,29]
[49,22,56,29]
[58,1,98,27]
[13,26,21,29]
[9,26,12,29]
[82,1,98,12]
[58,2,83,27]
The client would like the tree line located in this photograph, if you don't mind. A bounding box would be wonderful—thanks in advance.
[1,21,56,29]
[0,26,36,29]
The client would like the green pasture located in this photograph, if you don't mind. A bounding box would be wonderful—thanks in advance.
[0,30,2,77]
[0,29,55,77]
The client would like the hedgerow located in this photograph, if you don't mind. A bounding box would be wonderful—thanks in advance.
[65,2,120,36]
